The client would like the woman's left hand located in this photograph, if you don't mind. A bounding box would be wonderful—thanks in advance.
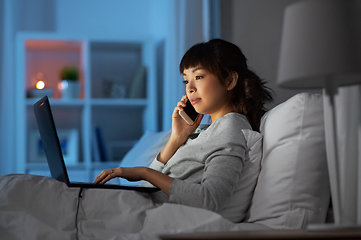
[94,167,145,185]
[94,166,173,196]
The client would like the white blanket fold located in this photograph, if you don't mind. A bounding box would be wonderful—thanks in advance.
[0,174,269,240]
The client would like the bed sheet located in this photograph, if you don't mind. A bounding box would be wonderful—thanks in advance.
[0,174,270,240]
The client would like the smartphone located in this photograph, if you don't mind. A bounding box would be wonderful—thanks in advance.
[179,99,199,125]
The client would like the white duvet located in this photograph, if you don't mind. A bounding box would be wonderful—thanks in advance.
[0,174,269,240]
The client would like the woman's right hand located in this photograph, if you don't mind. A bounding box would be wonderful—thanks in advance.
[157,95,203,164]
[171,95,203,143]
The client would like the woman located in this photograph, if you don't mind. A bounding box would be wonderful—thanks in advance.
[94,39,273,222]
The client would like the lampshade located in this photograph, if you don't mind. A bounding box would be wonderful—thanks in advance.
[277,0,361,89]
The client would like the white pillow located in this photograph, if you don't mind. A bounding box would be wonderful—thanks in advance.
[118,130,171,185]
[120,125,212,170]
[246,93,330,229]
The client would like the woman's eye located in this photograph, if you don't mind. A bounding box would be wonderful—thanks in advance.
[195,76,202,80]
[183,80,189,84]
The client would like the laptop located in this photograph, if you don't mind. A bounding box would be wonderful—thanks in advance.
[33,96,159,193]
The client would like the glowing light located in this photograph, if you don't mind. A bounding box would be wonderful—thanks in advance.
[36,81,45,90]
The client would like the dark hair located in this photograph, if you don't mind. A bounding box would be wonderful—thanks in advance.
[179,39,273,132]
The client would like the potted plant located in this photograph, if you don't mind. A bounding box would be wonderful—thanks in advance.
[59,66,80,99]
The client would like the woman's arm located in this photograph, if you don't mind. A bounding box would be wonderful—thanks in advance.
[157,95,203,164]
[166,115,249,212]
[94,96,202,194]
[168,155,244,211]
[94,167,173,196]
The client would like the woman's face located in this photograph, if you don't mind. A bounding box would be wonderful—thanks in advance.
[182,66,234,122]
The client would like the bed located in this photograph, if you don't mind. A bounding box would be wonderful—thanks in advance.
[0,93,331,240]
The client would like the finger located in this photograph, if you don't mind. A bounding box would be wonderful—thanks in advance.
[94,175,106,184]
[196,114,204,124]
[99,171,114,184]
[176,96,188,112]
[99,175,112,184]
[181,95,188,102]
[178,100,186,107]
[194,114,204,127]
[94,169,114,184]
[175,103,185,113]
[94,170,106,184]
[94,176,103,184]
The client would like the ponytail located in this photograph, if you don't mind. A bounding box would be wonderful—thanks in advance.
[232,70,273,132]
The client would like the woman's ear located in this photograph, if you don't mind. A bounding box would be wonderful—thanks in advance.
[227,72,238,91]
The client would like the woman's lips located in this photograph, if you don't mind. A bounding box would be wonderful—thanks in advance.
[190,98,201,105]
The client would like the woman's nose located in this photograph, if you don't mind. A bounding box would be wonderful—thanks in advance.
[186,84,196,93]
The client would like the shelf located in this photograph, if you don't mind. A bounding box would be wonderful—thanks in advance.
[25,39,84,99]
[26,98,148,108]
[90,98,147,107]
[16,33,157,182]
[26,39,82,51]
[26,98,85,108]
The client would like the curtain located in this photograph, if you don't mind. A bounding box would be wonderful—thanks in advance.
[334,1,361,224]
[0,0,17,176]
[161,0,220,130]
[334,85,361,224]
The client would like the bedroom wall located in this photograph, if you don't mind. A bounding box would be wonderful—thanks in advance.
[220,0,320,109]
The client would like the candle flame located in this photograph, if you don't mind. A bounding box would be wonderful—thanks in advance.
[36,81,45,90]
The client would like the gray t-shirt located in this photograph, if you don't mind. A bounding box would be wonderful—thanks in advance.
[148,113,254,222]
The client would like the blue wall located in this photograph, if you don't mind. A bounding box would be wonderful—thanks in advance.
[55,0,166,38]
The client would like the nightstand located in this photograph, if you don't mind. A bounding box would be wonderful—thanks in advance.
[161,229,361,240]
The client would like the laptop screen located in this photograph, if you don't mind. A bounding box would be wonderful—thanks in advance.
[33,96,71,185]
